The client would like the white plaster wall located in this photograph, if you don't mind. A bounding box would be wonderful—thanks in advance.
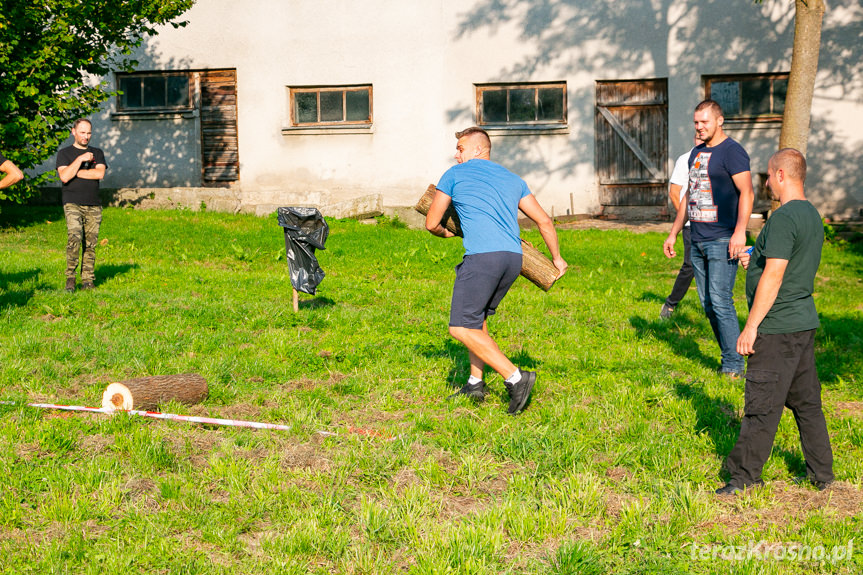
[76,0,861,219]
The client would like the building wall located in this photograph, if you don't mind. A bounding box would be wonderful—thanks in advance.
[75,0,861,219]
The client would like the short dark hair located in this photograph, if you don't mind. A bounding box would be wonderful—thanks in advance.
[694,99,723,118]
[455,126,491,152]
[72,118,91,130]
[770,148,807,184]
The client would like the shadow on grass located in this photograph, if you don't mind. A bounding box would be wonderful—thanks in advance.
[638,290,669,304]
[0,204,64,229]
[0,267,46,310]
[817,313,863,385]
[629,313,720,372]
[297,295,335,310]
[674,381,808,480]
[417,338,539,389]
[95,263,140,286]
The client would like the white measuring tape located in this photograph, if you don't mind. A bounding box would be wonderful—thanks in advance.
[1,401,294,431]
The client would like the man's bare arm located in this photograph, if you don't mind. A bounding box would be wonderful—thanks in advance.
[729,170,755,258]
[518,194,567,277]
[737,257,788,356]
[425,189,456,238]
[0,160,24,189]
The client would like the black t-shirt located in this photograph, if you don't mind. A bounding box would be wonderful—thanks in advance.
[0,152,7,165]
[56,145,107,206]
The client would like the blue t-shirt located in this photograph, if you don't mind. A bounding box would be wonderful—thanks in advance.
[687,138,750,242]
[436,159,530,255]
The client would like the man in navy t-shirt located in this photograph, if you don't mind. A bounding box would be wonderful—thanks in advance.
[426,127,567,414]
[663,100,754,377]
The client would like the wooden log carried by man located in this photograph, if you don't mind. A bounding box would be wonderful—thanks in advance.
[415,184,562,291]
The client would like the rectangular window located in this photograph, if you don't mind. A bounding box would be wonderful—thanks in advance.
[704,74,788,122]
[476,82,567,126]
[117,72,191,110]
[290,85,373,126]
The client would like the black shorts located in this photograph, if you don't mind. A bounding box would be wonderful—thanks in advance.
[449,251,522,329]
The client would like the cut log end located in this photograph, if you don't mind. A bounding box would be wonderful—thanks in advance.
[103,383,134,411]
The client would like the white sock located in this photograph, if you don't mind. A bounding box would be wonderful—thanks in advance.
[468,375,483,385]
[505,370,522,384]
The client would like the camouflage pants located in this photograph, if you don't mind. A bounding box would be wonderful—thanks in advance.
[64,203,102,282]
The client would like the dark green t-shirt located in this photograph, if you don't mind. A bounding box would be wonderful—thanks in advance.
[746,200,823,334]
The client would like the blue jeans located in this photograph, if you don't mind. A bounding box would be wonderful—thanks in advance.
[690,238,745,374]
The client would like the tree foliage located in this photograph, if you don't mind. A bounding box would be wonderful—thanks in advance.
[0,0,195,201]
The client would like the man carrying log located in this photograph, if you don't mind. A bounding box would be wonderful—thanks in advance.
[426,126,567,414]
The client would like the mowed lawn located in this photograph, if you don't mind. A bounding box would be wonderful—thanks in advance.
[1,204,861,574]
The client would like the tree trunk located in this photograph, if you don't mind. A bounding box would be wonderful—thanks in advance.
[415,184,561,291]
[102,373,209,411]
[775,0,825,208]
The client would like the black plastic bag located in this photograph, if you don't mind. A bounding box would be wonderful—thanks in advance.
[277,207,329,295]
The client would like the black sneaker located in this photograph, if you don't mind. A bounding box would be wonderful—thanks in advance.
[792,476,834,491]
[447,381,487,401]
[64,278,76,292]
[659,303,674,319]
[714,483,742,496]
[719,369,745,380]
[715,480,762,496]
[504,370,535,415]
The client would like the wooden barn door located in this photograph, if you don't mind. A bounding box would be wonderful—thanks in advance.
[199,69,239,187]
[595,79,668,214]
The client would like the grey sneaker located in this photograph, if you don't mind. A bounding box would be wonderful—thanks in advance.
[447,380,487,401]
[64,277,76,292]
[504,370,536,415]
[659,302,674,319]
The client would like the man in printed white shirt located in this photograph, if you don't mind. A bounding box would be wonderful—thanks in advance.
[660,134,703,319]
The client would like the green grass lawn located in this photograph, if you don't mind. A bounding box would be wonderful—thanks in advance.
[1,205,861,574]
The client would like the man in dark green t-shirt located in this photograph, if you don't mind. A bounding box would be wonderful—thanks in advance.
[715,148,834,496]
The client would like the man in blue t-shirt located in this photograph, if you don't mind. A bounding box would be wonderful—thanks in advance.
[663,100,754,377]
[426,127,567,415]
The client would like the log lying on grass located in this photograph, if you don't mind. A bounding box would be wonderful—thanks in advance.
[415,184,561,291]
[101,373,208,412]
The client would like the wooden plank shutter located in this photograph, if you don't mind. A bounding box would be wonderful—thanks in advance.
[595,79,668,206]
[199,69,239,186]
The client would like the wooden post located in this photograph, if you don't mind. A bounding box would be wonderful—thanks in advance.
[101,373,208,412]
[292,287,299,312]
[415,184,561,291]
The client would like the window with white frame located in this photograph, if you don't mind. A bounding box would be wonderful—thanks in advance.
[117,72,191,111]
[289,85,373,126]
[476,82,567,126]
[704,74,788,122]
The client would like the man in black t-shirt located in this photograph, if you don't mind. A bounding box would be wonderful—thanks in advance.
[0,152,24,192]
[56,119,107,292]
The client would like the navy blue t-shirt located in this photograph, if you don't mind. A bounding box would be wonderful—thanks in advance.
[687,138,750,242]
